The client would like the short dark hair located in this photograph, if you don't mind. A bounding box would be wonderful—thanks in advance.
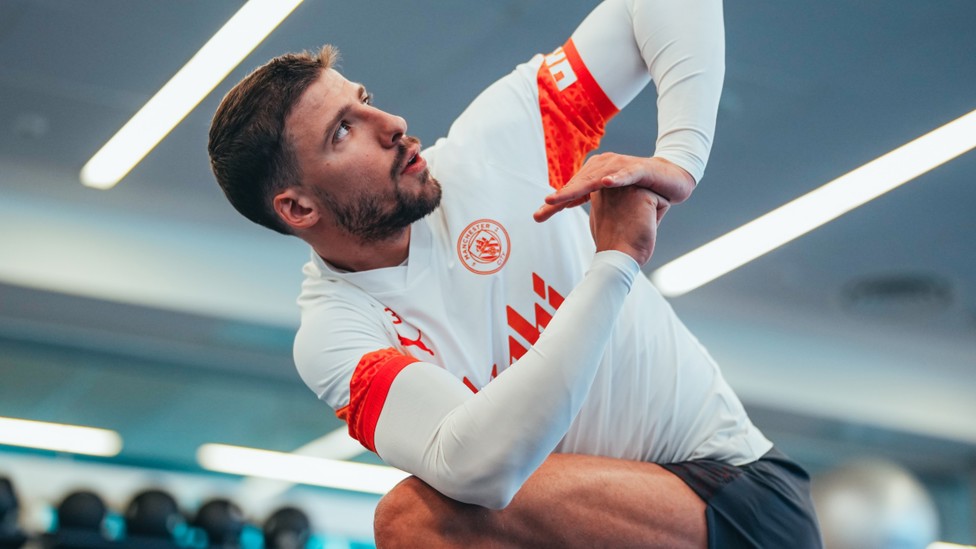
[208,45,340,234]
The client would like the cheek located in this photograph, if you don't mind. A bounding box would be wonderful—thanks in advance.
[315,145,394,194]
[355,153,397,185]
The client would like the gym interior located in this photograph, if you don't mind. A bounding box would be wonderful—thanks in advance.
[1,1,974,547]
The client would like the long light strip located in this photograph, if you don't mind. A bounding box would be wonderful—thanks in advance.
[198,443,408,495]
[237,427,366,501]
[651,108,976,297]
[80,0,304,189]
[928,543,976,549]
[0,416,122,457]
[287,426,368,461]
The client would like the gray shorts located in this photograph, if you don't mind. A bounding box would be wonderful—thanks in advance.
[662,447,823,548]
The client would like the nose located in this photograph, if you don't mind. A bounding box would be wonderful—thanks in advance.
[374,108,407,147]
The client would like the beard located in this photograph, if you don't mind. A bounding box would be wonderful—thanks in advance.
[318,171,442,243]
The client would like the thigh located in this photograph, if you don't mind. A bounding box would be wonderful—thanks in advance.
[374,453,707,549]
[664,449,823,549]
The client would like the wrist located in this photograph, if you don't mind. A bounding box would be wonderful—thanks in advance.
[648,156,696,203]
[592,250,640,279]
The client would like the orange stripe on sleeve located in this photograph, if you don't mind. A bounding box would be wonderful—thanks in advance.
[538,38,620,190]
[562,39,618,120]
[344,348,419,453]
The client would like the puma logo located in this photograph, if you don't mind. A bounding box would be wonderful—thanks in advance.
[385,307,435,356]
[398,330,434,356]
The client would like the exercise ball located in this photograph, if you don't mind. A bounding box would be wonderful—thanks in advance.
[812,458,938,549]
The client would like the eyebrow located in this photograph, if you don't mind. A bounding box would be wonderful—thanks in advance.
[322,83,369,147]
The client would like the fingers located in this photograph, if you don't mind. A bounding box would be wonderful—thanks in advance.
[543,176,612,208]
[534,194,590,223]
[656,199,670,224]
[534,171,634,223]
[546,164,644,206]
[535,154,649,223]
[533,153,691,224]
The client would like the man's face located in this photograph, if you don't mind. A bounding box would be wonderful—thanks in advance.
[285,68,441,242]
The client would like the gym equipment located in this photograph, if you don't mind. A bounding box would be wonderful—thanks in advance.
[45,489,116,548]
[812,458,939,549]
[122,489,183,549]
[263,507,310,549]
[0,477,27,549]
[192,499,244,548]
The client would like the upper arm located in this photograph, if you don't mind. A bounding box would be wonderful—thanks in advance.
[570,0,652,110]
[434,37,619,196]
[372,362,509,502]
[296,304,514,506]
[293,296,415,451]
[570,0,725,182]
[294,297,484,479]
[372,359,536,510]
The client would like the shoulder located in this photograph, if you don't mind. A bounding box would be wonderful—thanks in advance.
[294,274,400,408]
[296,276,395,353]
[432,56,547,162]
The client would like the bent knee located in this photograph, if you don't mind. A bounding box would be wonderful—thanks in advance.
[374,476,494,548]
[374,476,447,548]
[375,476,420,543]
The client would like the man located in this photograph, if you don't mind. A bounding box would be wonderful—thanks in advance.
[208,0,822,546]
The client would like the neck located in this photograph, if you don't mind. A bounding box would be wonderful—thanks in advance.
[310,225,411,272]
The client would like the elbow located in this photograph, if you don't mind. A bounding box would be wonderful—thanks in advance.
[373,476,511,548]
[434,460,523,510]
[465,484,517,511]
[451,482,517,511]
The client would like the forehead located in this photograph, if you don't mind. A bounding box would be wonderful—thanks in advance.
[290,68,350,118]
[284,68,361,148]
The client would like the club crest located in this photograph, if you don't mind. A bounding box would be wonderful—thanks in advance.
[457,219,510,275]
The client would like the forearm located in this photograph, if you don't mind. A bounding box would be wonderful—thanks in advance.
[374,251,638,508]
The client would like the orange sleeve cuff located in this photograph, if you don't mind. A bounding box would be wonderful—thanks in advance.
[537,38,620,190]
[342,348,419,453]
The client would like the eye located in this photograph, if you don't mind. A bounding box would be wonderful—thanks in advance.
[333,121,350,142]
[363,92,374,105]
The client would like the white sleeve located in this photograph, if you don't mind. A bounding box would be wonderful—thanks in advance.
[571,0,725,182]
[373,251,639,509]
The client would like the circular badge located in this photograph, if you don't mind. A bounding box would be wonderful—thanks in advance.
[457,219,510,275]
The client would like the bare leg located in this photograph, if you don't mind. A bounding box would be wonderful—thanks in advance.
[373,453,707,549]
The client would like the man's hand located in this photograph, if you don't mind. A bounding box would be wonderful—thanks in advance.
[589,186,665,267]
[534,155,694,224]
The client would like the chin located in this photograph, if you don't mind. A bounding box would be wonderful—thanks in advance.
[415,172,442,203]
[424,178,443,211]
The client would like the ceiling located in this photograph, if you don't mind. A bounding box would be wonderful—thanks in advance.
[1,0,974,481]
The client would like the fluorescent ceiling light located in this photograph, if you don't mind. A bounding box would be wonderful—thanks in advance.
[284,426,367,461]
[928,543,976,549]
[198,443,408,495]
[651,108,976,297]
[237,427,366,501]
[0,416,122,457]
[80,0,304,189]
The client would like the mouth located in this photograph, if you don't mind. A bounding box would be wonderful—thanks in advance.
[399,142,426,176]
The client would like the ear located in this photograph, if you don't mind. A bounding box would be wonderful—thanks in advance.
[273,188,320,231]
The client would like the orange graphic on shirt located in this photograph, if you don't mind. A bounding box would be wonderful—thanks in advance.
[398,330,434,356]
[457,219,510,275]
[475,233,502,262]
[463,364,498,394]
[506,272,565,364]
[384,307,435,356]
[464,272,565,393]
